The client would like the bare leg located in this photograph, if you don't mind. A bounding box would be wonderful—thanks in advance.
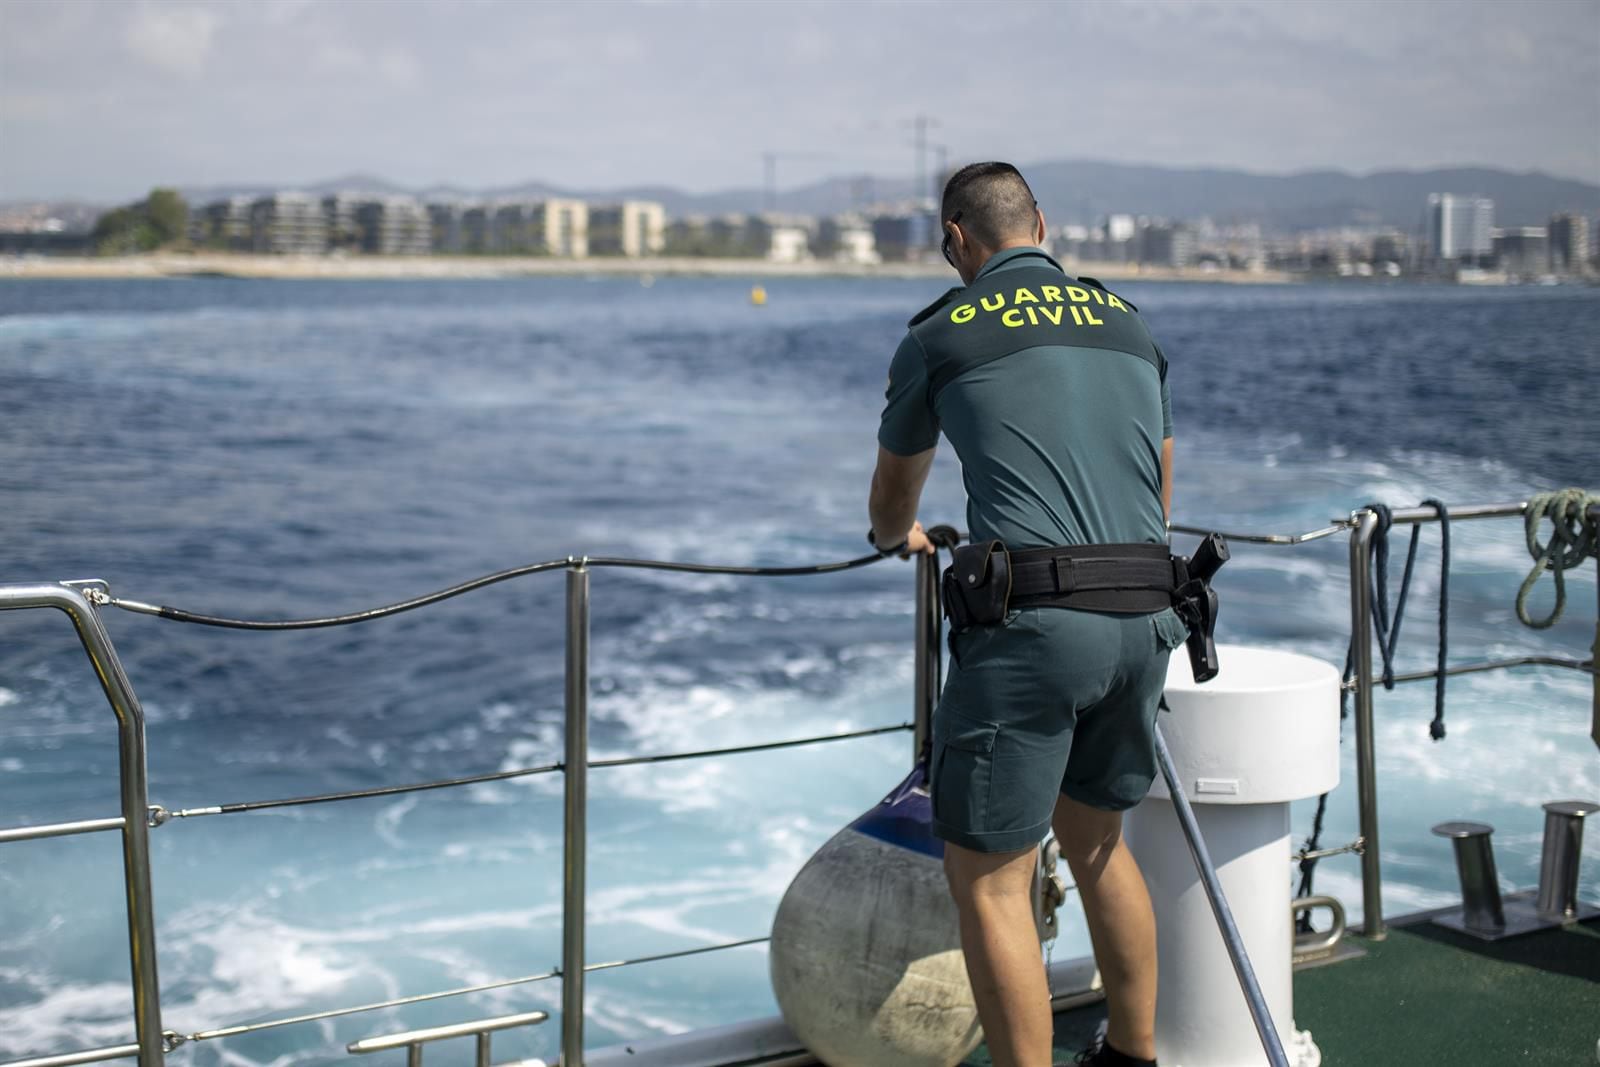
[943,842,1053,1067]
[1053,793,1157,1061]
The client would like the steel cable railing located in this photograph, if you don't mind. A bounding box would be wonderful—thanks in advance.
[153,722,912,822]
[178,936,774,1045]
[0,547,920,1067]
[92,552,893,631]
[4,505,1595,1067]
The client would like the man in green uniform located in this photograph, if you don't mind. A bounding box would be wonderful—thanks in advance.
[868,162,1183,1067]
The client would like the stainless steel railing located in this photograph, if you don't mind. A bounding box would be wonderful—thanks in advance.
[0,552,939,1067]
[3,504,1593,1066]
[0,583,166,1067]
[562,564,589,1066]
[1180,501,1598,940]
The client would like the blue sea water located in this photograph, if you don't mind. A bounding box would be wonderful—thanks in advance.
[0,275,1596,1065]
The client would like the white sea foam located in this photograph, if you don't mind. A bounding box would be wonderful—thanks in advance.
[0,687,17,708]
[586,989,692,1039]
[374,795,419,848]
[0,981,134,1058]
[1309,868,1458,925]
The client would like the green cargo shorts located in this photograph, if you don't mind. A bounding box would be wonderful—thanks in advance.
[929,605,1191,854]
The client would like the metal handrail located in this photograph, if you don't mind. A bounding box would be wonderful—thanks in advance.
[1383,654,1593,684]
[0,815,127,845]
[562,565,589,1066]
[347,1010,548,1067]
[1344,500,1598,939]
[1191,500,1593,942]
[2,1045,144,1067]
[1169,520,1351,545]
[0,585,165,1067]
[3,501,1593,1066]
[0,563,923,1067]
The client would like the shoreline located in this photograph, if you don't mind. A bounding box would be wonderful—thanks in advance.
[0,252,1296,285]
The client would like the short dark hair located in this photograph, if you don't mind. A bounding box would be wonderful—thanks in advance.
[941,162,1038,248]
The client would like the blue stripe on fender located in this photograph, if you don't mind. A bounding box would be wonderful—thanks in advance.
[847,764,945,859]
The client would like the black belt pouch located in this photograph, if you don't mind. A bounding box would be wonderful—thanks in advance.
[941,540,1012,632]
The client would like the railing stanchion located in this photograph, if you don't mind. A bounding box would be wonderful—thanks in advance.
[1349,510,1386,940]
[913,551,938,766]
[1590,504,1599,752]
[561,563,590,1066]
[0,585,167,1067]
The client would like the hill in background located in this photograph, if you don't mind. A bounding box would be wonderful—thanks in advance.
[634,161,1600,231]
[11,160,1599,235]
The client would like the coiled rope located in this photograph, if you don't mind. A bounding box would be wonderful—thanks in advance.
[1515,488,1600,630]
[1299,498,1450,924]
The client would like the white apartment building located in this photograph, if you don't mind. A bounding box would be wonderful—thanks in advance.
[1426,193,1494,260]
[589,201,666,257]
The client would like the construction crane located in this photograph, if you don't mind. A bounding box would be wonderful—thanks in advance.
[902,115,942,208]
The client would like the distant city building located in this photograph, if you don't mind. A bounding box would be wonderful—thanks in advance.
[355,197,431,255]
[1426,193,1494,261]
[481,200,587,256]
[870,214,919,261]
[1106,214,1137,244]
[489,202,540,254]
[664,215,721,256]
[545,199,590,257]
[461,204,494,253]
[766,225,812,263]
[1491,227,1548,276]
[1370,231,1409,267]
[703,215,746,255]
[588,201,664,257]
[835,227,879,265]
[1139,222,1195,268]
[322,194,364,253]
[249,193,327,255]
[0,230,93,255]
[427,201,470,253]
[816,215,879,264]
[0,202,100,234]
[1546,213,1590,274]
[195,197,252,251]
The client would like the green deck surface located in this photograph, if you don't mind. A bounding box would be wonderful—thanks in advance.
[966,916,1599,1066]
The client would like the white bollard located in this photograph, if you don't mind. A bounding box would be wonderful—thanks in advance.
[1125,645,1340,1067]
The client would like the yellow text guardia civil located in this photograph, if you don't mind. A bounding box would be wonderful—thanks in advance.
[951,284,1131,328]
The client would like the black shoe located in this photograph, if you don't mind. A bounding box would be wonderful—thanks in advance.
[1070,1040,1157,1067]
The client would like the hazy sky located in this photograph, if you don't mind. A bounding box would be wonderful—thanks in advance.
[2,0,1597,202]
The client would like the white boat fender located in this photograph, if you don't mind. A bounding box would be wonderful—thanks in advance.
[769,765,1061,1067]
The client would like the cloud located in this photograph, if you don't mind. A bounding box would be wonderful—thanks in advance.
[124,4,219,78]
[3,0,1593,200]
[312,41,419,88]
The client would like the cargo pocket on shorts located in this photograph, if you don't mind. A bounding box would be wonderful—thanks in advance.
[1152,606,1191,652]
[930,709,998,834]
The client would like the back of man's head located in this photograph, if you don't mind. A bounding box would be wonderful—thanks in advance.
[941,162,1038,249]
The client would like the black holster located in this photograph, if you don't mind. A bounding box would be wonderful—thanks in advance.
[1172,532,1229,683]
[941,540,1012,633]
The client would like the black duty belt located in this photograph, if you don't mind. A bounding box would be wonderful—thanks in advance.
[941,534,1230,682]
[1007,542,1177,615]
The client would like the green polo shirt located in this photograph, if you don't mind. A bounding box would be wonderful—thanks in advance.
[878,246,1171,549]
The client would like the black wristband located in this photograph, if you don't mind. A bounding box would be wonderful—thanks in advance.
[868,529,908,556]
